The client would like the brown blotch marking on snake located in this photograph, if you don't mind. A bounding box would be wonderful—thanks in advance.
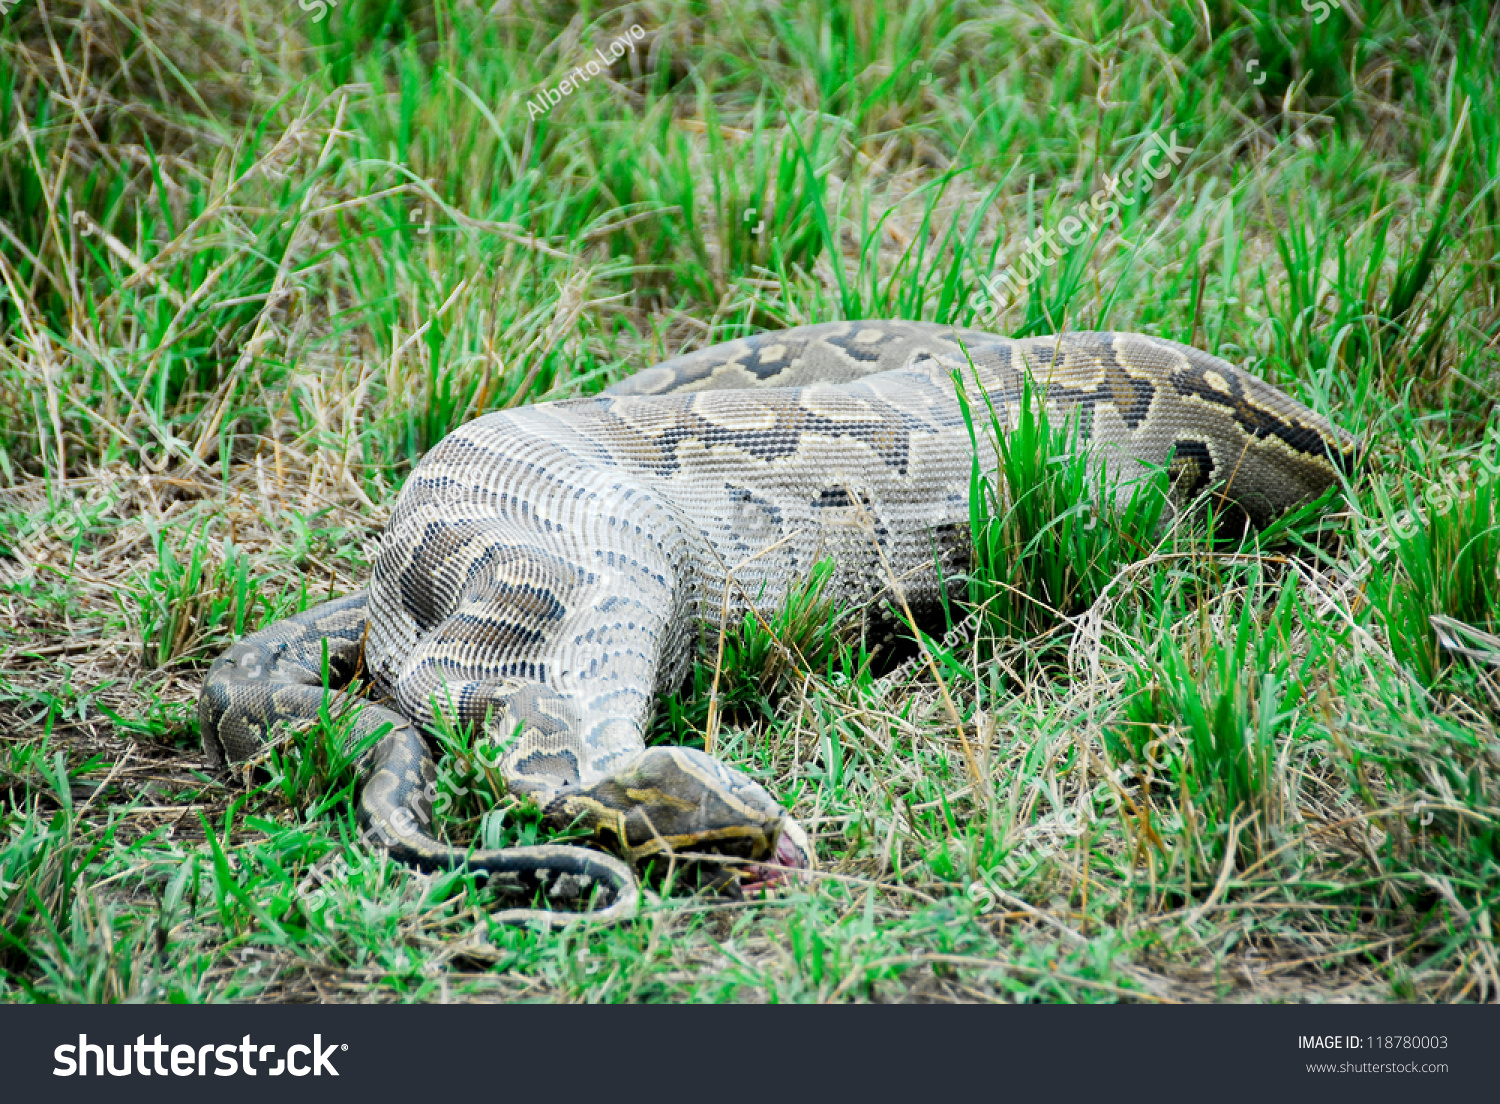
[797,387,880,423]
[1167,439,1217,500]
[638,392,916,475]
[650,331,805,388]
[511,746,585,788]
[821,326,892,364]
[1027,334,1157,430]
[1167,357,1351,470]
[688,392,780,431]
[399,521,483,628]
[720,484,786,552]
[748,342,791,377]
[400,530,587,652]
[811,486,872,510]
[482,546,581,617]
[608,395,679,438]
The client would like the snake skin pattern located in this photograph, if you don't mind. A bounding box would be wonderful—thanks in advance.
[199,321,1355,927]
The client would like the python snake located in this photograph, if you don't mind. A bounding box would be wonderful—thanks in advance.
[199,321,1354,928]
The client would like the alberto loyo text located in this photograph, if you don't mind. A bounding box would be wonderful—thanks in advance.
[527,25,645,120]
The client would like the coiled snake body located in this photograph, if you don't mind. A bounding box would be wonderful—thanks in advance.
[199,322,1353,927]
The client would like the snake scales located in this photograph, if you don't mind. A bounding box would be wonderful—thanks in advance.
[199,321,1354,927]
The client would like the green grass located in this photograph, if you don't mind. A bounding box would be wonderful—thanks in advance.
[1,0,1498,1002]
[958,369,1171,648]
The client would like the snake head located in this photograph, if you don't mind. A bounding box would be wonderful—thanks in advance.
[548,746,810,887]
